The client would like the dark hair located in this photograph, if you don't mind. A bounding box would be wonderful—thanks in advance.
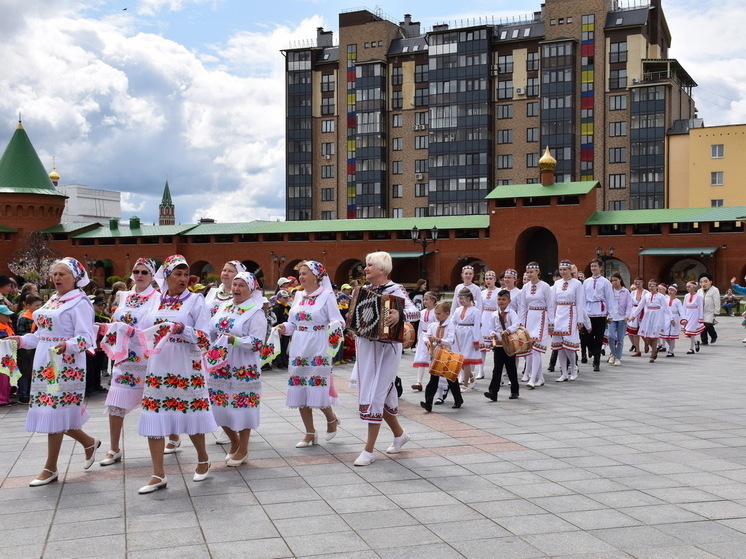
[423,290,438,301]
[458,288,474,302]
[589,258,603,268]
[22,294,42,306]
[698,272,713,282]
[497,289,511,298]
[414,279,427,291]
[610,272,626,288]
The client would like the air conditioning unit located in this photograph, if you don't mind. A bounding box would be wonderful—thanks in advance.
[491,64,500,74]
[415,173,424,180]
[515,86,526,95]
[412,124,422,131]
[323,154,331,160]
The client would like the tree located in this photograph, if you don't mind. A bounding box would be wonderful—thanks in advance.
[7,232,59,287]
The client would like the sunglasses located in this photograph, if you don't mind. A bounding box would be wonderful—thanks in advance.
[132,270,151,275]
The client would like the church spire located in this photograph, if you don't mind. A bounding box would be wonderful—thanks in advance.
[158,180,175,225]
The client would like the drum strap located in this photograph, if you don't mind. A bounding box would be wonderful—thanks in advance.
[498,311,507,331]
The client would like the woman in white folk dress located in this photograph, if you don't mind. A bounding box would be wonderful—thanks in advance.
[627,279,674,364]
[477,271,499,380]
[99,258,159,466]
[137,254,216,494]
[207,271,266,466]
[451,288,483,391]
[11,258,100,487]
[520,262,556,389]
[279,261,344,447]
[550,260,588,382]
[205,260,247,317]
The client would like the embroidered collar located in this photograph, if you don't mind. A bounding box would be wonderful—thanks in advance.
[161,289,191,305]
[56,289,86,303]
[215,285,232,301]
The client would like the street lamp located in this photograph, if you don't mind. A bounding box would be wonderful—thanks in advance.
[270,251,286,286]
[410,225,439,281]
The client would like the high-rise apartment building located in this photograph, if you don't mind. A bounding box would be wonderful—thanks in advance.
[282,0,697,221]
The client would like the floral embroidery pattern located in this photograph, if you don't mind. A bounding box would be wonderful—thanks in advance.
[300,294,319,306]
[37,315,53,330]
[76,336,88,352]
[152,324,172,347]
[250,337,263,352]
[142,396,210,413]
[209,303,221,317]
[125,350,142,363]
[209,366,230,380]
[295,311,313,322]
[104,332,118,346]
[288,375,328,387]
[115,372,142,387]
[125,293,151,308]
[119,313,137,325]
[223,304,248,315]
[59,367,85,381]
[205,345,229,367]
[232,392,260,408]
[1,355,16,371]
[43,298,64,310]
[191,360,202,371]
[209,389,229,407]
[216,317,235,333]
[31,391,82,408]
[158,300,183,311]
[259,344,275,358]
[36,365,57,383]
[61,354,75,365]
[291,355,329,367]
[196,331,210,351]
[233,365,260,381]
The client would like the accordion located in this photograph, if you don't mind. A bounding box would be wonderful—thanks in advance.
[346,286,405,342]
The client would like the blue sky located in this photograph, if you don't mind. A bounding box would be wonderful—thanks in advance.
[0,0,743,225]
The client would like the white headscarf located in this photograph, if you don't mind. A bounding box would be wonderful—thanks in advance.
[129,257,157,283]
[56,257,90,288]
[302,260,333,293]
[154,254,188,291]
[233,272,264,306]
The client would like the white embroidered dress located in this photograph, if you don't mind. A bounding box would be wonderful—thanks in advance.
[450,305,483,365]
[20,290,96,433]
[682,293,705,337]
[207,301,266,430]
[480,288,499,351]
[630,292,674,339]
[205,286,233,318]
[284,286,344,409]
[551,278,588,352]
[104,286,159,412]
[519,280,556,355]
[138,292,217,437]
[413,307,437,367]
[662,297,684,340]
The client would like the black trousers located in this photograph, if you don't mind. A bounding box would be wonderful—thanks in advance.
[701,322,717,343]
[424,373,462,407]
[588,316,607,366]
[489,346,518,396]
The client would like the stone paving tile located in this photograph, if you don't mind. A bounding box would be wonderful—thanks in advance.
[590,525,688,551]
[450,535,545,558]
[284,530,370,556]
[127,544,211,559]
[43,534,126,558]
[208,538,293,559]
[374,543,464,559]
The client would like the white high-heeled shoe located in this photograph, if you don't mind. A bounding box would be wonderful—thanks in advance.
[164,437,181,454]
[193,461,210,482]
[83,438,101,470]
[325,417,341,441]
[295,432,318,448]
[29,469,58,487]
[226,454,249,467]
[100,449,123,466]
[138,474,168,494]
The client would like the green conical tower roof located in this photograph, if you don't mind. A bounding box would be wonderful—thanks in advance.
[161,180,174,206]
[0,121,64,196]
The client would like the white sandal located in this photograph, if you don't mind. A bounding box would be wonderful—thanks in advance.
[325,417,341,441]
[164,437,181,454]
[295,432,318,448]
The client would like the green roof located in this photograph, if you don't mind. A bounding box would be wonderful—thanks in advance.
[40,222,101,234]
[0,224,17,233]
[72,223,197,239]
[183,215,488,235]
[639,247,718,257]
[586,206,746,226]
[486,181,599,199]
[161,181,173,206]
[0,123,65,196]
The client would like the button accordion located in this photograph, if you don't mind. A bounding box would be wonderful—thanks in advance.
[346,286,405,343]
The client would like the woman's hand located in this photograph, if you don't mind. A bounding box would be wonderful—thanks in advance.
[384,308,399,328]
[172,322,184,334]
[277,324,286,335]
[54,341,66,353]
[227,335,236,344]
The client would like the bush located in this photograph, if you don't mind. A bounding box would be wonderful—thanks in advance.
[106,275,123,286]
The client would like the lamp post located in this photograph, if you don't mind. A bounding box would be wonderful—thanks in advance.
[270,251,286,286]
[410,225,439,282]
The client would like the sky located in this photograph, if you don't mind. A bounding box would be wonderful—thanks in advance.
[0,0,744,225]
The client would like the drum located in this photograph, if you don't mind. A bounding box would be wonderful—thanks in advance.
[427,346,464,382]
[402,322,416,349]
[501,326,533,357]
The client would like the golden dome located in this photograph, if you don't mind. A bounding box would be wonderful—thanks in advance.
[49,169,60,181]
[538,146,557,170]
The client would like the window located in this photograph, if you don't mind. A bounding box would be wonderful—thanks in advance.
[497,129,513,144]
[321,166,335,179]
[392,137,403,151]
[609,122,626,137]
[527,77,539,97]
[392,114,403,127]
[498,55,513,74]
[415,64,428,83]
[415,159,428,173]
[321,119,335,133]
[497,104,513,119]
[321,142,334,155]
[497,80,513,99]
[527,127,539,142]
[415,111,429,126]
[321,188,335,200]
[392,66,402,85]
[321,211,335,220]
[609,94,627,110]
[392,184,403,198]
[415,88,428,106]
[321,74,335,92]
[711,171,724,185]
[609,174,626,189]
[392,90,402,109]
[526,51,539,71]
[497,155,513,169]
[610,42,627,64]
[527,102,539,117]
[608,200,625,211]
[415,136,428,149]
[609,147,626,163]
[392,208,403,219]
[415,183,428,197]
[392,161,403,174]
[415,207,429,217]
[321,97,334,115]
[526,153,538,167]
[609,69,627,90]
[711,144,724,158]
[711,199,724,207]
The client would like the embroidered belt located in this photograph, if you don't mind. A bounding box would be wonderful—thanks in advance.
[557,302,574,305]
[458,324,475,326]
[39,336,67,342]
[647,306,661,310]
[528,307,546,311]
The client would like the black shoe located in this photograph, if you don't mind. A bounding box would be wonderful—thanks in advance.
[547,366,555,372]
[581,357,588,364]
[509,394,518,399]
[629,345,636,352]
[686,350,695,354]
[593,365,600,372]
[420,401,432,412]
[695,341,701,352]
[711,338,717,344]
[601,348,606,356]
[484,392,497,402]
[665,353,674,357]
[451,402,462,409]
[701,341,708,346]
